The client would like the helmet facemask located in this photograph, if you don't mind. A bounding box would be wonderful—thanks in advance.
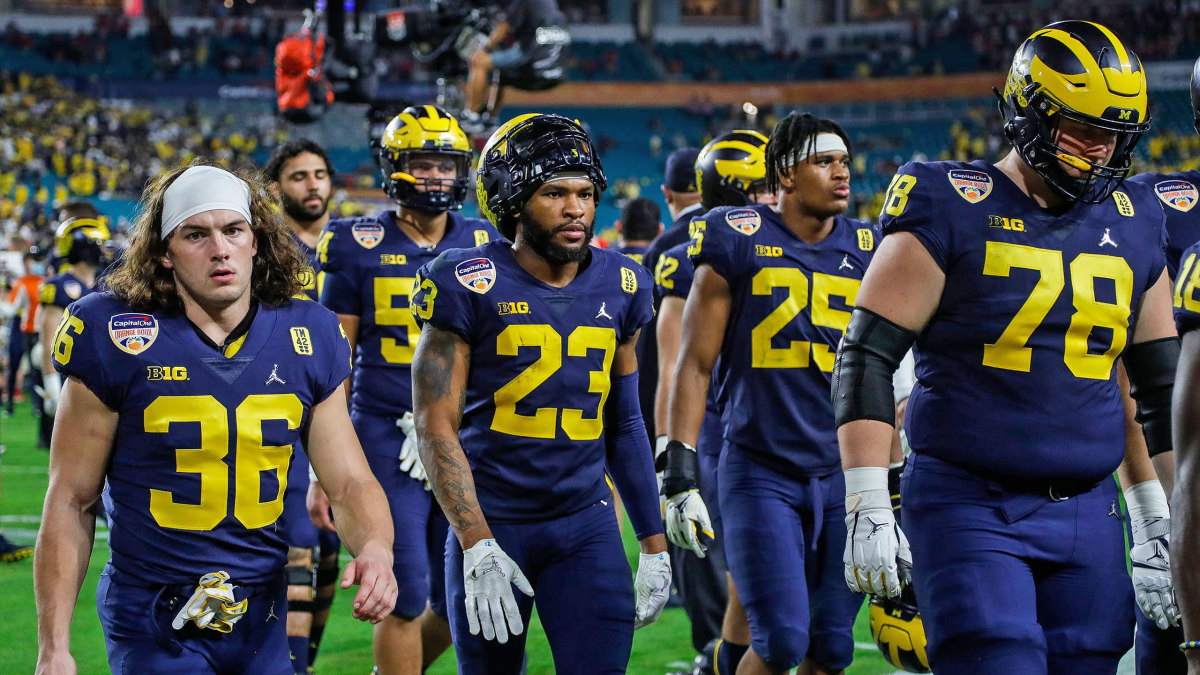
[379,147,472,213]
[1001,83,1149,204]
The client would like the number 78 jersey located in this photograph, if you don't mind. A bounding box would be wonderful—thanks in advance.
[880,160,1167,482]
[689,204,877,476]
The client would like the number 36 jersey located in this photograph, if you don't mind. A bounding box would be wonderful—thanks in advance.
[319,210,497,416]
[411,241,654,522]
[53,293,352,584]
[690,204,877,477]
[881,160,1167,482]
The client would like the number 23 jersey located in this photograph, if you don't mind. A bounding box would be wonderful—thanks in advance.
[53,293,351,584]
[411,241,654,522]
[690,204,877,476]
[881,160,1166,482]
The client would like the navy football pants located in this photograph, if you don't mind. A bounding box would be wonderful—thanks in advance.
[719,450,862,670]
[903,453,1133,675]
[355,409,449,619]
[446,499,634,674]
[98,565,290,674]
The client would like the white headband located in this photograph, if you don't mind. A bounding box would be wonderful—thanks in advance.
[161,166,253,239]
[783,133,849,167]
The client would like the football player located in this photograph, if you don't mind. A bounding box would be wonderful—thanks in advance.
[409,113,670,672]
[33,164,396,674]
[833,21,1176,673]
[264,138,340,674]
[38,207,109,448]
[664,112,872,674]
[1161,54,1200,675]
[310,105,497,675]
[654,129,774,671]
[637,147,702,465]
[613,197,662,265]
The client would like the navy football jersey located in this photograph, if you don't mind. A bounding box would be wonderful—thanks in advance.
[39,270,96,309]
[293,233,322,301]
[690,205,877,476]
[656,240,723,415]
[1173,239,1200,334]
[1128,171,1200,278]
[319,210,497,415]
[881,160,1167,482]
[614,243,648,266]
[411,241,654,521]
[53,293,351,584]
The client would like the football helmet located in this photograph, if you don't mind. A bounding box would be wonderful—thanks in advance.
[476,113,606,240]
[55,216,111,267]
[869,584,931,673]
[1190,54,1200,136]
[376,105,472,213]
[695,130,769,210]
[998,20,1150,203]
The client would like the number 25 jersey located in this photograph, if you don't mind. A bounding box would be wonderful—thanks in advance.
[690,204,877,477]
[53,293,351,584]
[881,160,1167,482]
[412,241,654,522]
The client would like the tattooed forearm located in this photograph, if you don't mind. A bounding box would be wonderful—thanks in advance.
[413,326,458,401]
[422,437,486,536]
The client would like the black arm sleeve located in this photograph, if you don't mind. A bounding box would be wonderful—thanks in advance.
[1125,336,1181,457]
[831,307,917,428]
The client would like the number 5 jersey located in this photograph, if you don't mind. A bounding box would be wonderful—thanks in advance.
[53,293,352,584]
[880,160,1167,482]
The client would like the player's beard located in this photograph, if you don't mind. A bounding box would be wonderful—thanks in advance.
[281,192,329,223]
[519,217,594,265]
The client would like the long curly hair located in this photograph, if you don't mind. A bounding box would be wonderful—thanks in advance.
[106,160,309,313]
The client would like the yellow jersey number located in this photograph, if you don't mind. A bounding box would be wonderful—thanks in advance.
[491,324,616,440]
[982,242,1132,380]
[751,268,861,371]
[375,276,421,364]
[1176,252,1200,313]
[52,312,85,367]
[655,255,679,291]
[145,394,303,531]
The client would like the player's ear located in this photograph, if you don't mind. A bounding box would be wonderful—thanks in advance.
[615,220,623,234]
[160,250,174,269]
[267,181,280,199]
[776,165,797,191]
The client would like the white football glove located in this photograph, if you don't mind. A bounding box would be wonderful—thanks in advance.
[661,440,715,558]
[39,372,61,416]
[1126,480,1179,630]
[665,491,714,558]
[844,466,911,598]
[462,538,534,644]
[396,412,429,489]
[172,571,249,633]
[634,550,672,629]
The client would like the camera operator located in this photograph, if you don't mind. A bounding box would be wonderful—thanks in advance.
[463,0,566,121]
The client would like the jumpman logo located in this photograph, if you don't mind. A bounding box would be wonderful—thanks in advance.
[1149,543,1168,564]
[839,254,854,271]
[1099,228,1118,248]
[265,364,286,386]
[1107,500,1119,518]
[596,302,613,320]
[864,516,889,539]
[265,601,279,622]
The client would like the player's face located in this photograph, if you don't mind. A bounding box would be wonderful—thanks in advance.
[276,152,332,224]
[518,177,596,264]
[1054,118,1117,176]
[791,150,851,218]
[161,209,258,312]
[407,152,459,193]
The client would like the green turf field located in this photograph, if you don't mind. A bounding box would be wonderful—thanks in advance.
[0,400,900,674]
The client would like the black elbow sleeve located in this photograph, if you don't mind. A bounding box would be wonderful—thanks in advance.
[1125,336,1181,458]
[832,307,917,428]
